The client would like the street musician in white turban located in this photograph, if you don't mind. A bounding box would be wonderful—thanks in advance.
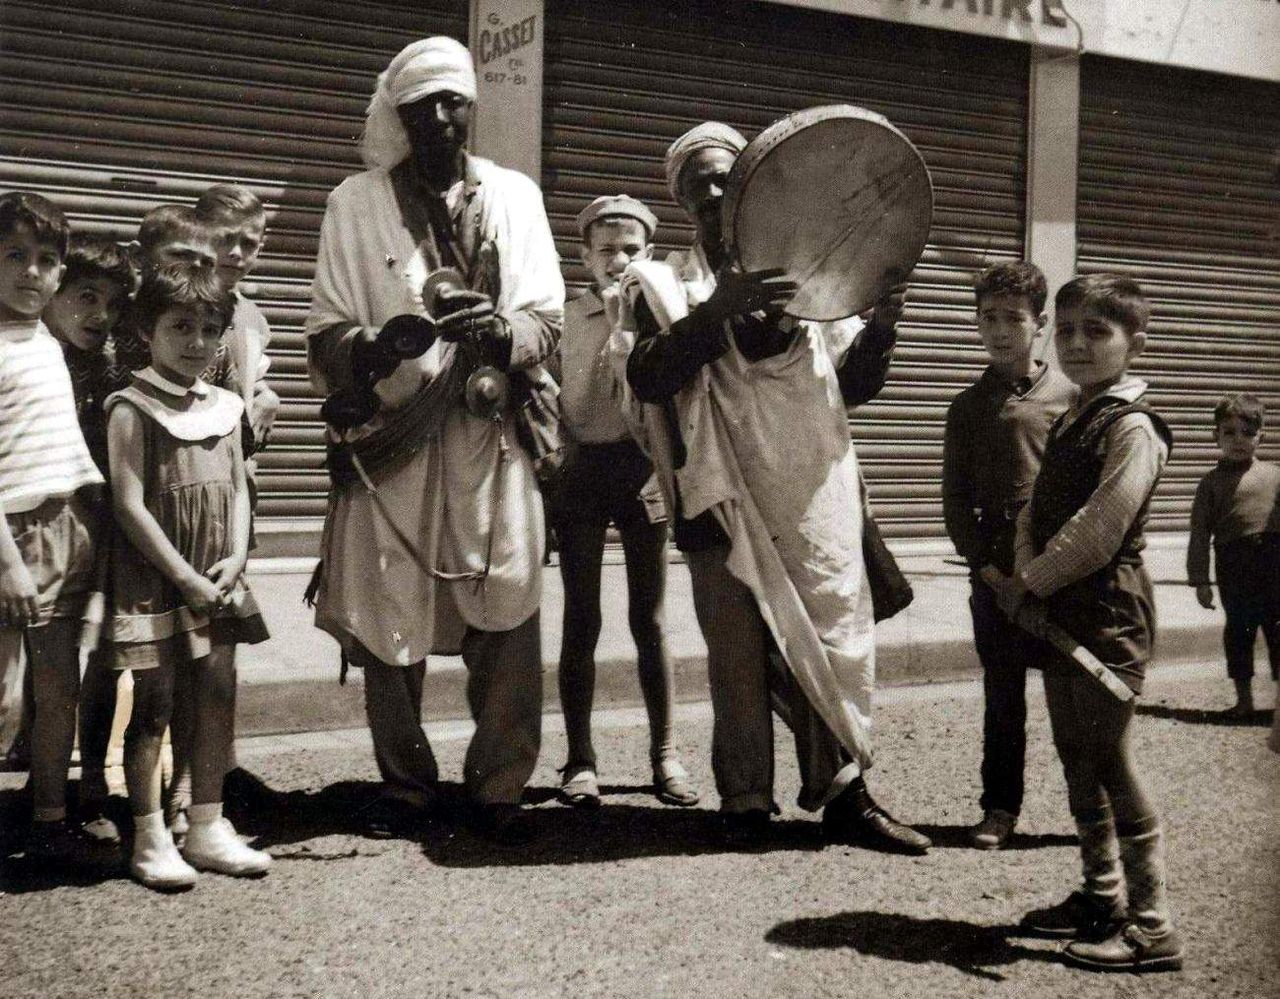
[305,37,564,846]
[613,121,930,853]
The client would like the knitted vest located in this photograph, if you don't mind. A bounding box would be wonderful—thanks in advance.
[1029,396,1172,566]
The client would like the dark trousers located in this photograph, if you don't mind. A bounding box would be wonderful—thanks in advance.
[971,579,1050,816]
[1216,534,1280,682]
[686,545,851,813]
[355,612,542,807]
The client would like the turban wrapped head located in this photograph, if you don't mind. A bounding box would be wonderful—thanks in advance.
[361,36,478,170]
[663,122,748,202]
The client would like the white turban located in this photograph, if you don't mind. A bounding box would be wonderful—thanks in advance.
[664,122,748,201]
[360,36,478,170]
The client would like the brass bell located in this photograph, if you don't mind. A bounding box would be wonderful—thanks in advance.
[464,365,509,420]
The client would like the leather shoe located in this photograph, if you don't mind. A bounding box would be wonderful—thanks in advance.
[716,809,771,850]
[473,804,537,847]
[823,779,931,855]
[358,794,434,840]
[1063,922,1184,973]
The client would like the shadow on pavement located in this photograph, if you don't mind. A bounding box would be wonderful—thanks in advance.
[220,768,828,865]
[1137,704,1274,727]
[1,783,128,893]
[911,823,1075,850]
[765,911,1059,981]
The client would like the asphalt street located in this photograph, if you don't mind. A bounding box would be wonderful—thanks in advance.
[2,662,1276,999]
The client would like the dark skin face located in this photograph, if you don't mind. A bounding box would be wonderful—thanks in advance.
[397,91,473,190]
[675,147,737,270]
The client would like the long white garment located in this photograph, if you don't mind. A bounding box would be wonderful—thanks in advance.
[305,159,564,663]
[611,253,876,771]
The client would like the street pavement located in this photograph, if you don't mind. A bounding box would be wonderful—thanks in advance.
[2,661,1276,998]
[234,538,1224,736]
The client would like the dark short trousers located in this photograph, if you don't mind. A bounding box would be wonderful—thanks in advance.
[5,494,96,624]
[1048,560,1155,694]
[547,438,664,532]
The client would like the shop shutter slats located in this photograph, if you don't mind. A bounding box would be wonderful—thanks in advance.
[1078,57,1280,535]
[543,0,1028,539]
[0,0,468,540]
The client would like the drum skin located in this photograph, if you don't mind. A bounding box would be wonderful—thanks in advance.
[723,105,933,321]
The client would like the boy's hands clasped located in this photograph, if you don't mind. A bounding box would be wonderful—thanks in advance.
[981,565,1050,639]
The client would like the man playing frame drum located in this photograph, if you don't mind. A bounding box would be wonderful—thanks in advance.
[612,120,931,852]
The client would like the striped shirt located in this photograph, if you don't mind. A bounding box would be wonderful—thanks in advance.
[0,319,103,513]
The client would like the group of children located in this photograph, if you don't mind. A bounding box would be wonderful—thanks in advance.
[4,178,1278,972]
[941,259,1279,972]
[0,185,278,891]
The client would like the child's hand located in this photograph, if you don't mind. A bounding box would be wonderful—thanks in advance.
[1195,584,1216,610]
[1014,596,1050,639]
[980,565,1027,620]
[178,572,225,615]
[0,561,39,627]
[204,557,245,604]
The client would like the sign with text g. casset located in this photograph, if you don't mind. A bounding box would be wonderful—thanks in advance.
[469,0,544,181]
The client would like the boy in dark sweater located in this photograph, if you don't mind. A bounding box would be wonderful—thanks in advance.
[942,261,1074,849]
[992,274,1181,972]
[1187,393,1280,716]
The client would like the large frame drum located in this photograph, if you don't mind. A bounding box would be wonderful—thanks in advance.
[723,105,933,321]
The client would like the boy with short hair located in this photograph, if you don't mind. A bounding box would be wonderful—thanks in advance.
[943,261,1075,850]
[194,184,280,454]
[549,194,698,809]
[116,205,219,375]
[994,274,1182,972]
[42,233,136,842]
[0,192,104,857]
[1187,392,1280,716]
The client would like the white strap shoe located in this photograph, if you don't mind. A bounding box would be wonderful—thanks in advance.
[182,810,271,877]
[130,811,198,891]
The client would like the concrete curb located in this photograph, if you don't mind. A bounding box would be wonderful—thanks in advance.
[227,538,1230,737]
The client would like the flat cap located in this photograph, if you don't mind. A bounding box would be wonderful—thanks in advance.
[575,194,658,238]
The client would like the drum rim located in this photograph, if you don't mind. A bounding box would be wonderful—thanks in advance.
[723,104,934,321]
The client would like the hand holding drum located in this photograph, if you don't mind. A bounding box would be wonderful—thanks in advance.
[703,266,798,324]
[723,105,933,322]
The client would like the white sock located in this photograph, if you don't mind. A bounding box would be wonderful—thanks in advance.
[188,802,223,826]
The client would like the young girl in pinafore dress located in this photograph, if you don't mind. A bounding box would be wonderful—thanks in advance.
[106,267,270,891]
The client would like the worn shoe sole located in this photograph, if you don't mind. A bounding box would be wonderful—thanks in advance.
[1061,947,1184,973]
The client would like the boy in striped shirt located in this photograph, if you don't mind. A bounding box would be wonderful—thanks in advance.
[0,192,103,859]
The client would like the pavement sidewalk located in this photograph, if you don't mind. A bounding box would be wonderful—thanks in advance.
[224,534,1226,736]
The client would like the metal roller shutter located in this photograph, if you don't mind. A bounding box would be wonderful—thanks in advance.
[1078,57,1280,534]
[542,0,1029,539]
[0,0,467,540]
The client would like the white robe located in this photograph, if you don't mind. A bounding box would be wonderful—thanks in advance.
[305,159,564,664]
[611,250,876,772]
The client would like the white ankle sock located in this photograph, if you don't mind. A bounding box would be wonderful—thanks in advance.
[189,802,223,826]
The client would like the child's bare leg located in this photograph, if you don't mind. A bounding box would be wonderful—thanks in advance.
[0,627,26,754]
[26,619,81,823]
[190,644,235,806]
[182,643,269,876]
[125,664,196,889]
[166,664,195,823]
[77,649,117,801]
[124,666,175,818]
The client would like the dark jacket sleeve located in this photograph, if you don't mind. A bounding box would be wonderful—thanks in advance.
[626,297,731,403]
[837,320,897,407]
[942,394,983,565]
[1186,471,1217,585]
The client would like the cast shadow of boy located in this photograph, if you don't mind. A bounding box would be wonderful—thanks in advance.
[766,910,1059,981]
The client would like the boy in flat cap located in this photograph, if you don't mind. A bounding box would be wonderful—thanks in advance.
[549,195,698,810]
